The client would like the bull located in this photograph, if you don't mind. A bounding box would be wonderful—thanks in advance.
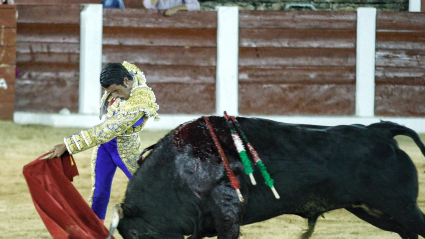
[109,116,425,239]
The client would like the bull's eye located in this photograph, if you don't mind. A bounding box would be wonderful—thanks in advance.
[129,229,138,238]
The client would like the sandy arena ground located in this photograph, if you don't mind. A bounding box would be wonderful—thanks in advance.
[1,119,425,239]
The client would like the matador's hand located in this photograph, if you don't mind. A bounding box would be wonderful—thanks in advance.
[41,143,68,160]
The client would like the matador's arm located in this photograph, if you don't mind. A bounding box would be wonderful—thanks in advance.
[63,86,159,155]
[64,111,145,155]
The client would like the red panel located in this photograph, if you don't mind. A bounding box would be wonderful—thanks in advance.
[17,23,79,44]
[375,13,425,117]
[103,8,217,29]
[376,12,425,31]
[0,46,16,65]
[375,85,425,116]
[15,63,79,112]
[15,76,79,113]
[135,65,216,84]
[239,48,356,67]
[17,52,79,64]
[376,31,425,50]
[0,102,14,120]
[16,42,80,53]
[239,66,355,85]
[240,29,355,48]
[375,49,425,68]
[239,83,355,115]
[376,67,425,85]
[0,7,17,28]
[150,83,215,114]
[239,11,357,29]
[0,29,16,47]
[14,6,80,113]
[16,5,80,24]
[103,45,216,66]
[0,66,15,102]
[16,41,80,64]
[103,27,216,47]
[16,63,79,82]
[376,32,425,44]
[0,83,15,102]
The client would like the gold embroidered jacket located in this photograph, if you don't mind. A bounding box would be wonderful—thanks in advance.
[63,62,159,173]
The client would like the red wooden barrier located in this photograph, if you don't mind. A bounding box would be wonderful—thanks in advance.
[103,8,217,114]
[0,5,17,121]
[375,12,425,116]
[13,7,425,117]
[239,11,357,116]
[15,5,80,113]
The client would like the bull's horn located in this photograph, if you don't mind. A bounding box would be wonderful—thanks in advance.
[106,204,123,239]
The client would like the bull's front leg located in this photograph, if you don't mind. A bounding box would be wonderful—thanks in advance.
[208,183,243,239]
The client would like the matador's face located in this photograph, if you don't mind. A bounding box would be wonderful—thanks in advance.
[104,77,133,101]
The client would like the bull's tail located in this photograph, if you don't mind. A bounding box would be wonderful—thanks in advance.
[368,121,425,157]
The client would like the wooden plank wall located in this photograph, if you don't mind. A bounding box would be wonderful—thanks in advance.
[13,8,425,117]
[15,5,80,113]
[238,11,357,116]
[0,5,17,120]
[375,12,425,116]
[103,9,217,114]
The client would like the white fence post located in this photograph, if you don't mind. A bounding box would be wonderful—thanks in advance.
[409,0,421,12]
[356,8,376,117]
[79,4,103,114]
[216,7,239,116]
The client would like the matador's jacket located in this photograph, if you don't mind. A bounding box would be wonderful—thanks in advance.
[62,62,159,219]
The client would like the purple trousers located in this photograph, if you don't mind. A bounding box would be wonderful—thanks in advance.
[91,138,132,219]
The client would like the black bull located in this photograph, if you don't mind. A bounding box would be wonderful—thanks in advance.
[114,116,425,239]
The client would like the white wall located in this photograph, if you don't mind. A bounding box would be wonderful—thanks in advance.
[79,4,103,114]
[216,7,239,116]
[409,0,421,12]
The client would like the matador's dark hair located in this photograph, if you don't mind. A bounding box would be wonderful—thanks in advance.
[100,63,134,88]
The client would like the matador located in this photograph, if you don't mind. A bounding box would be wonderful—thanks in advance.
[44,61,160,221]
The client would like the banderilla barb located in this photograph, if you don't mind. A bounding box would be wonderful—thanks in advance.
[203,116,244,202]
[224,111,257,185]
[228,113,280,199]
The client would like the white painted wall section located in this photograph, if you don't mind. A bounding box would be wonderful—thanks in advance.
[216,7,239,116]
[79,4,103,114]
[356,8,376,117]
[14,112,425,133]
[409,0,421,12]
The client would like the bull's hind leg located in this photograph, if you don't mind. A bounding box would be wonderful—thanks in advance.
[208,184,243,239]
[368,150,425,238]
[346,207,418,239]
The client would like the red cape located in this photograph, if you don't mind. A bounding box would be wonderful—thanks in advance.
[23,152,114,239]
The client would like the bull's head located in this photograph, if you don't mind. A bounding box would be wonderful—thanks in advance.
[108,203,161,239]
